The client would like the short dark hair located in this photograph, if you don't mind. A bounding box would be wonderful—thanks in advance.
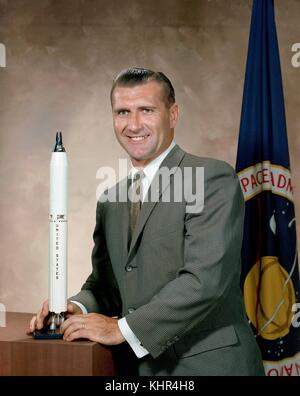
[110,67,175,108]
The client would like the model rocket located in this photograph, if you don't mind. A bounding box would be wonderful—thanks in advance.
[48,132,68,332]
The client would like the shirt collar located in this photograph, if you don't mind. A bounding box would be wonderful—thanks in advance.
[129,141,176,184]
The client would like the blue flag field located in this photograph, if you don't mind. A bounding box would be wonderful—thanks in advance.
[236,0,300,376]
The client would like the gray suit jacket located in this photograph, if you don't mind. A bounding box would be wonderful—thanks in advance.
[72,145,264,376]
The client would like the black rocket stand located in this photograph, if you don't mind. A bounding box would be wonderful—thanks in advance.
[33,314,65,340]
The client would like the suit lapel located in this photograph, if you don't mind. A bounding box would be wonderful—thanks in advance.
[127,145,185,262]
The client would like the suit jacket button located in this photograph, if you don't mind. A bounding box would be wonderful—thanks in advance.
[126,265,133,272]
[128,307,135,314]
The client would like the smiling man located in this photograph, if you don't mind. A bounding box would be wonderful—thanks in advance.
[111,74,178,168]
[29,68,264,376]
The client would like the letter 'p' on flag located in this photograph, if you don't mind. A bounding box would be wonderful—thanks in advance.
[236,0,300,375]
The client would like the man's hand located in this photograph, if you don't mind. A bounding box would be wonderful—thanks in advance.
[27,300,83,334]
[60,313,125,345]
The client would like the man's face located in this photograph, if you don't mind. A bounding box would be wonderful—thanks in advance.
[111,81,178,167]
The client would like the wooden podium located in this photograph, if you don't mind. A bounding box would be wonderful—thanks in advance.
[0,312,115,376]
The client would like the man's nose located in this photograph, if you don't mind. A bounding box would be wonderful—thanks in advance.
[128,112,142,132]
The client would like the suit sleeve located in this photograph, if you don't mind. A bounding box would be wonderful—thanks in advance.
[70,201,122,317]
[126,161,245,358]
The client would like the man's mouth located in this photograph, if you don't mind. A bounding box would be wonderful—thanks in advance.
[127,135,150,142]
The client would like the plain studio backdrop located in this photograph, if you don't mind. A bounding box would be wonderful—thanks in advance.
[0,0,299,313]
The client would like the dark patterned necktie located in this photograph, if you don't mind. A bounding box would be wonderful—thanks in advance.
[129,171,145,242]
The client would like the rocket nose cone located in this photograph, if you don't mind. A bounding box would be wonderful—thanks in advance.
[53,131,66,152]
[56,131,62,145]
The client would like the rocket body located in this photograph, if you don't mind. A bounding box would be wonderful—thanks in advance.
[49,133,68,314]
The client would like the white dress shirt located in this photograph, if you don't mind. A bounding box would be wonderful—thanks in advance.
[73,140,176,358]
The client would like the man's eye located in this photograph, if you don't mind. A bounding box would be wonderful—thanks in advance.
[142,108,153,113]
[118,110,129,116]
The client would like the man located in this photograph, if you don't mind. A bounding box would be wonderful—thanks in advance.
[29,67,264,375]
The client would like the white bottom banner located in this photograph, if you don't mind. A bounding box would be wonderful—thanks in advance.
[264,353,300,376]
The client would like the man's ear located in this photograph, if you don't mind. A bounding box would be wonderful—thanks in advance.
[169,103,179,128]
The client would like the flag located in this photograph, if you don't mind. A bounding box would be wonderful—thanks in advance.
[236,0,300,376]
